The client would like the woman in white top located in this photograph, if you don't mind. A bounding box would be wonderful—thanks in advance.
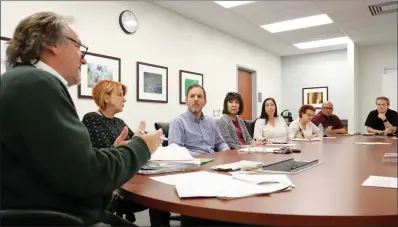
[253,98,293,143]
[289,104,321,139]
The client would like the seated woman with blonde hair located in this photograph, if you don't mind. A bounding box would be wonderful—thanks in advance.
[289,104,321,139]
[253,98,293,143]
[82,80,145,148]
[82,80,169,226]
[217,92,261,149]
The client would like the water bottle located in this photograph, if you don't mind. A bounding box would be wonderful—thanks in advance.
[318,124,324,138]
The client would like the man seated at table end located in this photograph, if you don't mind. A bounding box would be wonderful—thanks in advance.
[365,96,397,135]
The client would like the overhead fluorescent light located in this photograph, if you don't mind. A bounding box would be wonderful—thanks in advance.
[294,37,351,49]
[261,14,333,33]
[214,1,254,8]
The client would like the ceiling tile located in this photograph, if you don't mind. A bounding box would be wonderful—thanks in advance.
[371,13,398,25]
[327,7,372,22]
[305,23,344,36]
[315,0,364,13]
[335,16,375,30]
[274,29,311,43]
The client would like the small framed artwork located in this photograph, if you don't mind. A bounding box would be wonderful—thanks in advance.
[179,70,203,104]
[1,36,11,75]
[78,52,121,99]
[136,61,168,103]
[302,86,328,109]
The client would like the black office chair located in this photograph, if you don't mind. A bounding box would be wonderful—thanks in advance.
[154,122,170,146]
[0,209,83,226]
[281,110,293,125]
[244,119,257,138]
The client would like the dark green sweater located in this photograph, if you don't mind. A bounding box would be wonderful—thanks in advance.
[0,65,150,225]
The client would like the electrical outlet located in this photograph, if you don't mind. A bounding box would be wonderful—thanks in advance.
[258,92,262,102]
[213,109,221,118]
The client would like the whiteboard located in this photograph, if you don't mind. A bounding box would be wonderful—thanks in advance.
[381,68,397,112]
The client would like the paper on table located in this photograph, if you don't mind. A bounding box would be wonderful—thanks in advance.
[198,158,214,164]
[238,147,277,153]
[362,176,397,189]
[264,143,296,147]
[231,173,295,188]
[354,142,392,145]
[292,138,321,142]
[150,144,194,161]
[211,160,264,171]
[175,178,291,199]
[362,133,375,136]
[150,171,230,186]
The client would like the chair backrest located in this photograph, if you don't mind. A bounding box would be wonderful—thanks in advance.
[244,119,257,138]
[154,122,170,146]
[0,209,83,226]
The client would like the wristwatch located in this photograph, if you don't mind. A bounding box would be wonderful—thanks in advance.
[383,119,388,123]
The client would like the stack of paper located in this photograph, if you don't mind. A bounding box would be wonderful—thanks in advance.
[237,147,277,153]
[150,171,292,199]
[354,142,392,145]
[175,178,291,199]
[230,172,295,189]
[382,153,398,162]
[211,160,264,171]
[292,138,320,142]
[362,176,397,189]
[139,144,200,174]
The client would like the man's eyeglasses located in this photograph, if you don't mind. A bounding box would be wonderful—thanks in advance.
[323,107,333,111]
[67,37,88,59]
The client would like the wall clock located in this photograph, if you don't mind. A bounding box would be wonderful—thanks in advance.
[119,10,138,34]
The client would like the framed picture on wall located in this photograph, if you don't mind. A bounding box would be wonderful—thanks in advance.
[302,86,328,109]
[1,36,11,75]
[136,61,168,103]
[78,52,121,99]
[179,70,203,104]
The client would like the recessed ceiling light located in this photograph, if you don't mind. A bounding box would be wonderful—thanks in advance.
[261,14,333,33]
[214,1,254,8]
[293,37,351,49]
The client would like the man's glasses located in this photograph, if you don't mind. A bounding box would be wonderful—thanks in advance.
[67,37,88,59]
[323,107,333,111]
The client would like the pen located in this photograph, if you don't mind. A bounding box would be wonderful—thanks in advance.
[140,131,168,141]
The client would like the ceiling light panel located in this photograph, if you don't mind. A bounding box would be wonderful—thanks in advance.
[261,14,333,33]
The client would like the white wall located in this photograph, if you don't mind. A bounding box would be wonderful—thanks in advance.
[347,42,359,133]
[281,50,351,126]
[358,44,398,132]
[1,1,281,131]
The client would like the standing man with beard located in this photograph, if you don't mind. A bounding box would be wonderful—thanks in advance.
[365,96,398,134]
[169,84,229,155]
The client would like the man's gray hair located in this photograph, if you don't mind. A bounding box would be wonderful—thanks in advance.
[5,12,70,67]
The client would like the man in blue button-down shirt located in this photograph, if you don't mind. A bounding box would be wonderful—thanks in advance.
[169,84,229,155]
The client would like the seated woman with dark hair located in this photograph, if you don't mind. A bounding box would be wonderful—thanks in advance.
[82,80,170,226]
[253,98,293,143]
[289,104,321,139]
[217,92,261,149]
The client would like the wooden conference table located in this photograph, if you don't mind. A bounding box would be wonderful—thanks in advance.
[121,135,398,227]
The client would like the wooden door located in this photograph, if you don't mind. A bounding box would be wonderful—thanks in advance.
[238,69,253,120]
